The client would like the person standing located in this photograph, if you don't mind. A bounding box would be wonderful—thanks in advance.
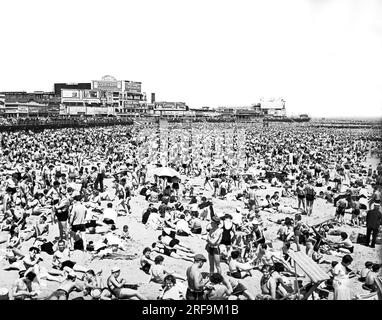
[304,180,316,216]
[68,194,87,251]
[205,216,223,275]
[365,203,382,248]
[186,254,208,300]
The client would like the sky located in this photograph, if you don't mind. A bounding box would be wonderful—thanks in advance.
[0,0,381,118]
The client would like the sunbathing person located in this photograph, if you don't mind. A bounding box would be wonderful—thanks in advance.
[228,250,255,279]
[157,275,185,300]
[46,270,84,300]
[103,267,147,300]
[150,255,186,284]
[151,242,194,262]
[140,247,155,274]
[22,215,49,241]
[363,264,381,292]
[204,273,232,300]
[359,261,373,282]
[327,232,354,253]
[12,270,39,300]
[157,235,194,253]
[257,265,277,300]
[48,240,88,277]
[82,269,107,299]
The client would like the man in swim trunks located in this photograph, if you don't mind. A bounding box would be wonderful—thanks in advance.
[186,254,208,300]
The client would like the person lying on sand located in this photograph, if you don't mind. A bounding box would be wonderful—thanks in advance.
[46,270,84,300]
[151,242,194,262]
[157,235,194,253]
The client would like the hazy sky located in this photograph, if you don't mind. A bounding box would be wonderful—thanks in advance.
[1,0,381,118]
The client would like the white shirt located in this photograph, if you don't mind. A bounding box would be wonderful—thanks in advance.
[103,207,117,221]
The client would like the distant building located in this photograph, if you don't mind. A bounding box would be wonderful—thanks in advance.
[0,91,58,117]
[54,83,91,96]
[91,75,147,116]
[260,98,286,117]
[153,101,191,117]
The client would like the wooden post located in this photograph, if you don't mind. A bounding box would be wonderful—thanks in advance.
[294,261,300,300]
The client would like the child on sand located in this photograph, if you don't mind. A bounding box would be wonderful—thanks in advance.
[359,261,373,282]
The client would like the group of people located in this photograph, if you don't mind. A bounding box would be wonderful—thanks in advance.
[0,121,381,300]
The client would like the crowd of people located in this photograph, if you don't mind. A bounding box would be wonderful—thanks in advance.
[0,121,381,300]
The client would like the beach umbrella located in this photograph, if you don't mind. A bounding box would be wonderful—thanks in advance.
[150,166,181,178]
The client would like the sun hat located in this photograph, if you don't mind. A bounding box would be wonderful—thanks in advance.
[111,266,121,273]
[194,254,207,262]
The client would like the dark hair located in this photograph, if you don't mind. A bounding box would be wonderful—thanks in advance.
[29,247,40,253]
[372,264,381,272]
[143,247,151,254]
[154,255,164,264]
[107,203,113,208]
[342,255,353,265]
[231,251,240,259]
[9,224,19,237]
[365,261,373,268]
[164,274,176,285]
[25,271,37,281]
[273,262,285,273]
[206,273,223,287]
[87,269,96,276]
[340,232,348,239]
[261,265,271,273]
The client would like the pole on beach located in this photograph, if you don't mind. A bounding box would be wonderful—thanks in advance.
[294,261,301,300]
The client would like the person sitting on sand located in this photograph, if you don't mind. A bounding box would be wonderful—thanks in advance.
[5,224,24,261]
[102,202,117,226]
[328,232,354,254]
[257,265,277,300]
[363,264,381,292]
[12,270,39,300]
[104,267,147,300]
[359,261,373,282]
[140,247,154,274]
[48,239,88,277]
[175,214,192,236]
[22,215,49,242]
[151,242,194,262]
[158,275,185,300]
[118,225,131,240]
[82,269,106,299]
[228,250,255,279]
[204,272,232,300]
[150,255,186,284]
